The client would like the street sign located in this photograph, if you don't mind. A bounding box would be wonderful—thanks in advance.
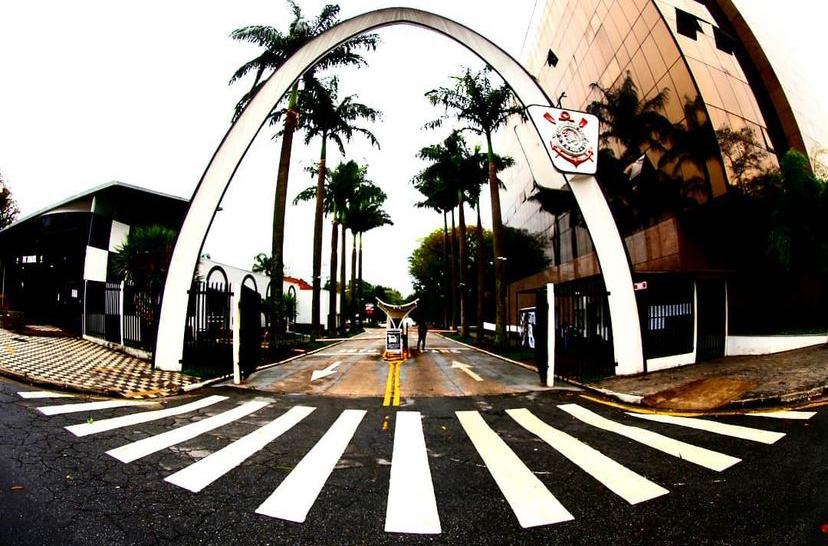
[528,105,600,175]
[386,329,402,353]
[633,281,648,291]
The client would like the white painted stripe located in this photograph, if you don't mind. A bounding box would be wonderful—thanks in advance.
[385,411,441,534]
[507,408,668,504]
[456,410,573,528]
[106,400,270,463]
[66,395,228,437]
[626,412,785,444]
[18,391,75,399]
[38,399,153,416]
[256,409,366,522]
[558,404,740,472]
[450,349,460,353]
[749,410,816,420]
[166,405,315,492]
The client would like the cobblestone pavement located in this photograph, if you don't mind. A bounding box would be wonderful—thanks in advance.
[0,328,199,398]
[593,344,828,409]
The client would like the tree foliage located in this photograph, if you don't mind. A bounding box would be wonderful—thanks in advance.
[0,172,19,229]
[409,226,548,325]
[112,225,177,295]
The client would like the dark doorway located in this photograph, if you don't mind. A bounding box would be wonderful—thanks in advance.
[696,279,727,361]
[239,284,262,377]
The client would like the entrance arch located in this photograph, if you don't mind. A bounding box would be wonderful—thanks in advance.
[154,7,644,375]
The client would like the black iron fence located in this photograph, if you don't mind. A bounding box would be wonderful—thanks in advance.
[553,276,615,380]
[84,281,158,351]
[635,275,694,360]
[182,280,234,374]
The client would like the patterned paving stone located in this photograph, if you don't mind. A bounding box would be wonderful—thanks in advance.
[0,328,199,398]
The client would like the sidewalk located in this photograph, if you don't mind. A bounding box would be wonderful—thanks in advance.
[0,327,199,398]
[588,344,828,410]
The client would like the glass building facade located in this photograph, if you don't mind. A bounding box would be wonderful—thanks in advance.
[499,0,826,364]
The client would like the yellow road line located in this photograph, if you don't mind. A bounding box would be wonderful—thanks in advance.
[393,362,401,407]
[383,362,395,407]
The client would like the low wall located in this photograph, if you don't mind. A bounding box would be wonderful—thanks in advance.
[726,334,828,356]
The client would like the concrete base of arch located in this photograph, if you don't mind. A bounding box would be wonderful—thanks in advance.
[152,7,644,376]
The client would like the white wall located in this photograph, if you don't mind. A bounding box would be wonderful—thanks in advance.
[726,335,828,356]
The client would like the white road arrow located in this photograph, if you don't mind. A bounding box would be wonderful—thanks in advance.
[311,361,342,382]
[451,361,483,382]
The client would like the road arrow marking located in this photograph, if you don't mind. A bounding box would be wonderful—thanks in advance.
[311,361,342,381]
[451,361,483,382]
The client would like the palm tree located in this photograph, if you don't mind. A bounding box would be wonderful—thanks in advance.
[585,73,672,167]
[229,2,378,347]
[299,76,381,338]
[413,155,459,330]
[343,181,391,328]
[425,67,525,346]
[294,160,362,332]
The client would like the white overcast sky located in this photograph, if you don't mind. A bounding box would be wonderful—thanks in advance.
[1,0,826,295]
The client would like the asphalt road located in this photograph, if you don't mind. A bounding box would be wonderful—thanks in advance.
[1,334,827,545]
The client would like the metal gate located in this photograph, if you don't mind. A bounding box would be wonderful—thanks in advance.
[697,279,726,361]
[84,281,121,343]
[636,275,694,361]
[553,276,614,380]
[182,281,233,373]
[239,284,262,377]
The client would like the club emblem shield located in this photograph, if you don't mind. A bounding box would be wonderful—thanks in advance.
[528,105,600,175]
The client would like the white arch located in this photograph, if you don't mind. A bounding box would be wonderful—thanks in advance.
[154,7,644,375]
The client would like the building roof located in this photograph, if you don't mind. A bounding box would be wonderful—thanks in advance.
[284,275,313,290]
[0,181,189,235]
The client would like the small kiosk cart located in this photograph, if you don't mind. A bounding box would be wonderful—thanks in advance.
[376,298,418,360]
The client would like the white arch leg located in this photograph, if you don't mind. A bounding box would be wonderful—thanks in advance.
[567,174,644,375]
[153,8,643,373]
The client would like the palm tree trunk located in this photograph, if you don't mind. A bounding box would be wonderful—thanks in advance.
[350,228,357,330]
[457,191,469,338]
[358,232,364,329]
[339,222,347,335]
[269,83,299,350]
[442,211,449,329]
[327,218,338,333]
[476,201,485,343]
[486,133,507,347]
[449,208,458,331]
[311,137,327,339]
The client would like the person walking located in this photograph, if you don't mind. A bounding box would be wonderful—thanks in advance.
[417,320,428,351]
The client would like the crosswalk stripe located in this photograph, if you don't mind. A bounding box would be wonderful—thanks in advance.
[748,410,816,420]
[256,409,366,522]
[558,404,740,472]
[165,405,315,493]
[456,410,573,528]
[66,395,229,437]
[385,411,441,534]
[507,408,668,505]
[626,412,785,444]
[37,399,153,416]
[18,391,75,399]
[106,400,270,463]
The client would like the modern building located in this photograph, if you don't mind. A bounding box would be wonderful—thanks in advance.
[0,182,187,333]
[499,0,827,375]
[0,182,334,360]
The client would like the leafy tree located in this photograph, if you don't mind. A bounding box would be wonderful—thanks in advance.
[425,67,526,346]
[229,2,378,347]
[409,226,548,331]
[251,252,273,276]
[716,126,769,188]
[0,172,19,229]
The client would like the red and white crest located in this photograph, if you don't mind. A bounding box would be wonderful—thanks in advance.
[529,105,600,175]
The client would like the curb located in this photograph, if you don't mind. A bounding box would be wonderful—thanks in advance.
[570,377,828,411]
[0,364,185,399]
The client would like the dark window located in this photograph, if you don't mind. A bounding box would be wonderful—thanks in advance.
[676,8,702,40]
[713,26,735,54]
[88,214,112,250]
[546,49,559,67]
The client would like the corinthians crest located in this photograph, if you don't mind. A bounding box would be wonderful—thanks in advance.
[528,105,600,175]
